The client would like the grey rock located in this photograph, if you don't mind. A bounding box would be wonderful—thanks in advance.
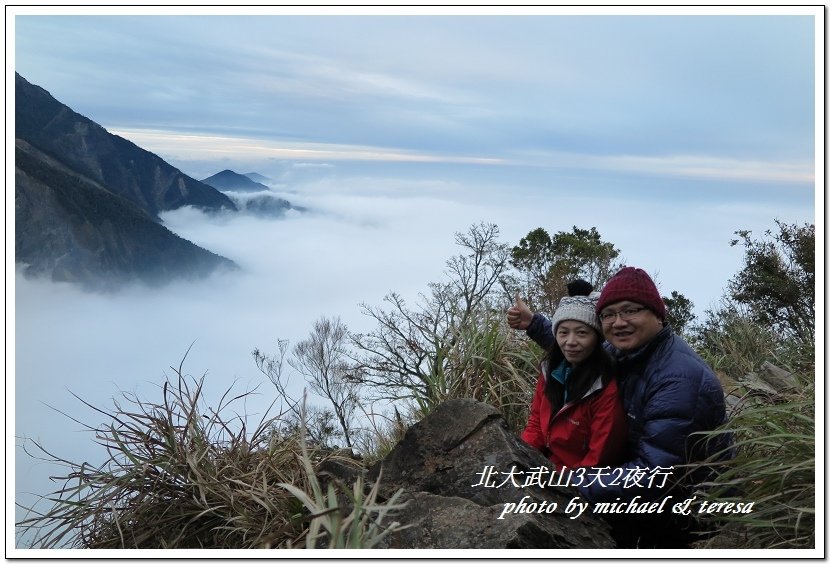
[758,362,798,393]
[378,491,587,549]
[738,373,780,396]
[368,398,615,549]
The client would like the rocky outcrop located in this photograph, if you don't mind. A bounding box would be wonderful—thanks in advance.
[721,362,800,415]
[366,399,615,549]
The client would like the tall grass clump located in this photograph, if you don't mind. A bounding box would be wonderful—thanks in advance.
[276,423,408,549]
[16,364,406,549]
[352,309,541,464]
[692,303,780,385]
[693,373,814,548]
[689,309,815,549]
[442,309,543,432]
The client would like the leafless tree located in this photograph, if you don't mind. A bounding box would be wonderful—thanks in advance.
[351,222,511,408]
[253,338,349,449]
[253,339,299,416]
[289,316,360,449]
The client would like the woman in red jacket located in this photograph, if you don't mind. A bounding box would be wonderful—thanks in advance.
[520,282,627,470]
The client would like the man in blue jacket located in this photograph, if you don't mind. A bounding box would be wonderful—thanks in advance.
[508,268,730,548]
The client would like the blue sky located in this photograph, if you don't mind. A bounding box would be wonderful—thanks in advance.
[9,8,822,550]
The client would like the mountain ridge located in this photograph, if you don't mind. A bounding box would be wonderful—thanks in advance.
[243,172,273,185]
[14,72,239,289]
[16,139,237,287]
[16,73,238,219]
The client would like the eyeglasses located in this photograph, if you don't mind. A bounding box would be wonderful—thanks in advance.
[599,307,647,324]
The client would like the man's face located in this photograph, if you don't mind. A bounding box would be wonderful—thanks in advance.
[599,300,663,352]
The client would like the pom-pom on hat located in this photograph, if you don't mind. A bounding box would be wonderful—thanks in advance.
[550,280,602,335]
[566,279,593,298]
[596,267,666,320]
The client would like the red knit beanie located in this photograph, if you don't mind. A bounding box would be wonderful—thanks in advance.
[596,267,666,320]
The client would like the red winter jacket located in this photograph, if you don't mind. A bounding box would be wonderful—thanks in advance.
[521,361,627,470]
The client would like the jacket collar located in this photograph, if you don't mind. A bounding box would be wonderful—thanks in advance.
[555,373,607,415]
[610,323,673,366]
[582,372,605,399]
[542,359,609,403]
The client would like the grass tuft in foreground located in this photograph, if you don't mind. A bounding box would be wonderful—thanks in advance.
[17,362,406,549]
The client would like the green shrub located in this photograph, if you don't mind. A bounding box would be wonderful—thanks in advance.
[691,303,780,383]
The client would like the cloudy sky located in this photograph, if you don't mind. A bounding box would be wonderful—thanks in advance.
[9,6,821,551]
[14,10,817,177]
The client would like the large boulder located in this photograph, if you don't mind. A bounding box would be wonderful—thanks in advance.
[367,398,615,549]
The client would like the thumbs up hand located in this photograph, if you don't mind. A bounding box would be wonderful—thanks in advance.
[507,291,533,330]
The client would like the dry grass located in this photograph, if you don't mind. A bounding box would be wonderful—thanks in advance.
[16,361,406,549]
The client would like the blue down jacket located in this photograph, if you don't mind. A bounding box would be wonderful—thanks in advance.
[526,314,730,503]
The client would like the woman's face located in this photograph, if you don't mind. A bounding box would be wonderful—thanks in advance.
[555,320,599,364]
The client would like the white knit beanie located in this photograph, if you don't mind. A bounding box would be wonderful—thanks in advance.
[550,291,602,335]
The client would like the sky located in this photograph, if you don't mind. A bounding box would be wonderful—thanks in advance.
[8,6,822,553]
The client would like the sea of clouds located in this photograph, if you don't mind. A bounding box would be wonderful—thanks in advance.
[12,160,812,547]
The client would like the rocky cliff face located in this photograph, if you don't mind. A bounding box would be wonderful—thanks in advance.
[359,399,615,549]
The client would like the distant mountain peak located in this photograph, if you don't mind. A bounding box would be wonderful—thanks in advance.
[243,171,273,185]
[201,170,271,193]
